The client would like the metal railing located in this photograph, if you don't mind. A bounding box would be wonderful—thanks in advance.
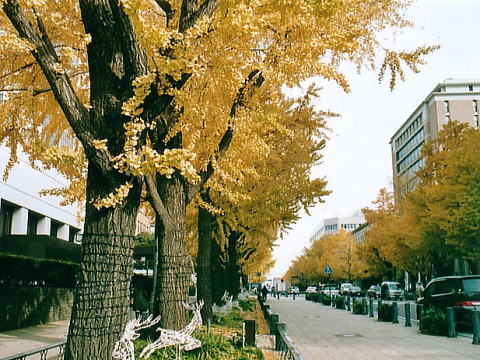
[258,296,305,360]
[275,324,304,360]
[0,341,66,360]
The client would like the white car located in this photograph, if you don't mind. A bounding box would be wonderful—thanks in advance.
[340,283,354,295]
[319,284,339,297]
[289,286,300,294]
[305,286,317,294]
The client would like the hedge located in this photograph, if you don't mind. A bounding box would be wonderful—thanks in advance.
[0,253,78,288]
[420,308,448,336]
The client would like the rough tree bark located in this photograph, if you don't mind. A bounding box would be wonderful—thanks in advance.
[65,166,141,360]
[196,192,214,323]
[154,173,192,329]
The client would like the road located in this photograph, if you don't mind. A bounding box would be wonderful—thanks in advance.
[266,296,479,360]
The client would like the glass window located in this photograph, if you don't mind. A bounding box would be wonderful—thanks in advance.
[462,279,480,294]
[444,101,450,114]
[474,100,478,114]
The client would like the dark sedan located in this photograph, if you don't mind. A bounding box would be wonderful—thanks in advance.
[418,275,480,328]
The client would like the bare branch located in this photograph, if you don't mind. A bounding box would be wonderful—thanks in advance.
[188,70,264,200]
[145,174,172,227]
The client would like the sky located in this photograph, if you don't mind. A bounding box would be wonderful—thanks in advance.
[269,0,480,278]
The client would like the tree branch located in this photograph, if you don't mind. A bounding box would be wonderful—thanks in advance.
[2,0,115,173]
[179,0,218,33]
[187,70,264,200]
[154,0,174,25]
[145,174,172,228]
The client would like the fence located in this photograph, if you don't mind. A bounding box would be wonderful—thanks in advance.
[258,296,304,360]
[0,341,66,360]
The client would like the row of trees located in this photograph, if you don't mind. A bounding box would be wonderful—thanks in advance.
[286,121,480,286]
[0,1,434,359]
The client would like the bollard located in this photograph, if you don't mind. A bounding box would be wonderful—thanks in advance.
[293,292,296,300]
[244,320,256,346]
[331,295,335,308]
[270,314,279,336]
[447,307,456,338]
[404,303,411,327]
[473,310,480,345]
[392,301,399,324]
[362,298,367,315]
[369,297,374,317]
[352,296,356,312]
[275,323,287,350]
[342,296,346,310]
[277,292,280,300]
[417,304,424,331]
[346,295,351,311]
[377,299,382,320]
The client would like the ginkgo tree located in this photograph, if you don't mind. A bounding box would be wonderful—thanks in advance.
[0,0,436,359]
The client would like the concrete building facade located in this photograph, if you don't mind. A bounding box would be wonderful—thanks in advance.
[390,79,480,276]
[0,147,82,242]
[308,215,365,243]
[391,79,480,196]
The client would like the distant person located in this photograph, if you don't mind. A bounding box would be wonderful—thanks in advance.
[261,286,268,301]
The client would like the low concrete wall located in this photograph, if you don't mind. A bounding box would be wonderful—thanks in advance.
[0,286,73,331]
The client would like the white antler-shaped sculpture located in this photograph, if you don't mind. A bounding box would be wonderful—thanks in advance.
[140,301,204,359]
[212,291,235,315]
[112,315,161,360]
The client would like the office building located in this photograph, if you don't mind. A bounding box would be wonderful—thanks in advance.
[391,79,480,196]
[308,214,365,243]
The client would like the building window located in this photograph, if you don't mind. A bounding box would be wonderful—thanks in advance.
[0,202,14,236]
[50,220,60,238]
[474,115,479,128]
[69,227,79,243]
[27,211,40,236]
[444,100,450,114]
[469,85,474,92]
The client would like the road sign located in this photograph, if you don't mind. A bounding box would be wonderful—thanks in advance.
[324,264,333,275]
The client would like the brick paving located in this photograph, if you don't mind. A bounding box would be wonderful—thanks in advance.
[267,297,479,360]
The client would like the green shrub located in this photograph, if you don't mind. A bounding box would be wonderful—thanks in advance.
[322,295,331,305]
[135,332,264,360]
[335,296,345,309]
[378,303,393,321]
[352,301,363,314]
[0,253,78,288]
[238,299,255,312]
[420,308,448,336]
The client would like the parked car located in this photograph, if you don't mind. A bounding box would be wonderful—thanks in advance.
[290,286,300,294]
[349,286,363,297]
[367,285,381,298]
[418,275,480,327]
[319,284,339,297]
[305,286,318,294]
[340,283,354,295]
[381,281,404,300]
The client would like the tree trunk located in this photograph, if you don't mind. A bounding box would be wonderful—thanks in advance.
[226,231,241,298]
[155,174,192,329]
[65,166,141,360]
[196,194,214,323]
[210,237,224,305]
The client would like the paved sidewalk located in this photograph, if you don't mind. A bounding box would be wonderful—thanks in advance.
[0,321,68,359]
[267,297,479,360]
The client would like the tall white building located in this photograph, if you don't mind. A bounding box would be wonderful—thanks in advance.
[308,215,365,243]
